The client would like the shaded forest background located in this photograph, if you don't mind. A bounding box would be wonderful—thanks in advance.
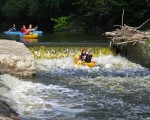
[0,0,150,33]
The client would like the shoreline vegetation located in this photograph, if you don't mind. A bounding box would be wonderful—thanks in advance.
[0,0,149,33]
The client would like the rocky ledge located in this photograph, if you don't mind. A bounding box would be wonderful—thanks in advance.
[0,40,36,76]
[114,41,150,69]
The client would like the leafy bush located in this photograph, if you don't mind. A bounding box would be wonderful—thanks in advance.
[51,16,83,32]
[51,17,70,32]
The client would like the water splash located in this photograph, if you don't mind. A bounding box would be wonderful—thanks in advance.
[28,46,115,59]
[0,54,150,120]
[0,74,86,119]
[36,55,150,78]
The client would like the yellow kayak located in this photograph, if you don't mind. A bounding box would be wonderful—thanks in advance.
[21,33,38,39]
[74,54,96,68]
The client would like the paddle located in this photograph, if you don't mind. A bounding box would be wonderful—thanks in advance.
[86,48,92,54]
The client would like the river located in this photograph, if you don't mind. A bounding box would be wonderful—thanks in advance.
[0,32,150,120]
[0,32,106,43]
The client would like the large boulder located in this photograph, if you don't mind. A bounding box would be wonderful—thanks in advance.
[0,40,36,76]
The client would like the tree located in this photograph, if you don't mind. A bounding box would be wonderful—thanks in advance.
[1,0,61,30]
[0,0,150,32]
[2,0,28,19]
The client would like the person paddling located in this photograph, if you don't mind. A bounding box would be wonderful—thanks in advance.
[28,24,38,32]
[79,49,86,61]
[85,50,93,63]
[79,48,92,62]
[21,25,29,34]
[74,48,95,68]
[8,24,16,32]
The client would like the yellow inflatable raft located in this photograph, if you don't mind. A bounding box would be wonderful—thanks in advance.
[74,54,96,68]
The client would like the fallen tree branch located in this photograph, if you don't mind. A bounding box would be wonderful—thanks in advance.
[116,40,142,45]
[121,9,124,26]
[103,10,150,46]
[136,19,150,29]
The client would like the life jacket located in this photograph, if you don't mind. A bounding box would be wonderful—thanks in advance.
[85,54,92,63]
[80,53,86,60]
[21,27,28,34]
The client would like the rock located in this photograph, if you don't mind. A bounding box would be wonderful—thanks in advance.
[114,41,150,69]
[0,96,19,120]
[0,116,13,120]
[0,40,36,76]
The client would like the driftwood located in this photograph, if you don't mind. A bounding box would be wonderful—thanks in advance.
[103,11,150,46]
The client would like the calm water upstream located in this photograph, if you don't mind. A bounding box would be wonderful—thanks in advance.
[0,32,150,120]
[0,32,107,43]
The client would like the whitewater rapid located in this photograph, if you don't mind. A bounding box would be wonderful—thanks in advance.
[0,55,150,120]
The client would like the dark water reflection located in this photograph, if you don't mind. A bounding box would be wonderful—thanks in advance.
[0,32,108,43]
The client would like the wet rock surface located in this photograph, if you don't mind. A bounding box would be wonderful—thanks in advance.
[0,40,36,76]
[0,96,19,120]
[114,41,150,69]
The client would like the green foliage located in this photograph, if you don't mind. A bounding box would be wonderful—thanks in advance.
[27,0,60,18]
[70,0,150,32]
[2,0,28,18]
[51,17,69,32]
[70,0,123,31]
[27,0,39,17]
[0,0,150,32]
[51,16,83,32]
[2,0,61,19]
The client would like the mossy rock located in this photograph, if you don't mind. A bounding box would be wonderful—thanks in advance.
[146,39,150,45]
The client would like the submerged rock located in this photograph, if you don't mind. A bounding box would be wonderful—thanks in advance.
[0,40,36,76]
[0,96,18,120]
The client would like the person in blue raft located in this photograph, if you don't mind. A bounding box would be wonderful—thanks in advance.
[28,24,38,32]
[8,24,16,32]
[21,25,29,34]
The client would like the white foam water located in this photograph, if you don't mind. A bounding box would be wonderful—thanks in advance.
[0,54,149,120]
